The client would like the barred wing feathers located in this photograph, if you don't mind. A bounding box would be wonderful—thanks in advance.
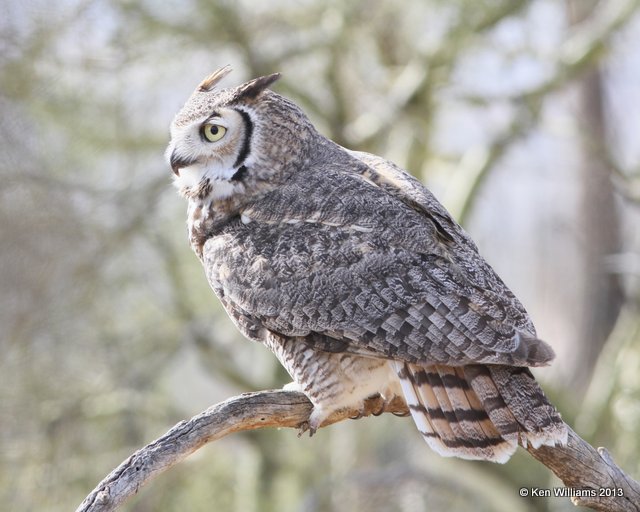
[202,150,567,462]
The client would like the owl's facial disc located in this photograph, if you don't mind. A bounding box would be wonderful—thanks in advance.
[168,107,253,199]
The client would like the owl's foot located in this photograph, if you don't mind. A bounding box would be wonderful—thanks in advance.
[293,405,326,437]
[298,394,390,437]
[296,420,311,437]
[352,394,386,418]
[283,384,385,436]
[308,397,385,434]
[282,382,319,436]
[307,404,330,436]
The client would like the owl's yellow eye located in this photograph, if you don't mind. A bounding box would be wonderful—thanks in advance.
[202,123,226,142]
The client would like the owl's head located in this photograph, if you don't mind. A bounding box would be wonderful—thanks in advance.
[166,66,317,201]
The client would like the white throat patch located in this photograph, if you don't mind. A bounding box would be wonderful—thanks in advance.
[173,160,243,200]
[172,164,206,190]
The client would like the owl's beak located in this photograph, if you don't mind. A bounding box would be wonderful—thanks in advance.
[170,151,197,176]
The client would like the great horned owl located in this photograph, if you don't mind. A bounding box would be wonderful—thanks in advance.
[166,66,568,463]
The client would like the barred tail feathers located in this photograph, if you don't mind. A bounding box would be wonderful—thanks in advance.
[464,365,568,450]
[393,362,568,463]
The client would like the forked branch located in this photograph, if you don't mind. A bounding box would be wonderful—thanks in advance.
[76,389,640,512]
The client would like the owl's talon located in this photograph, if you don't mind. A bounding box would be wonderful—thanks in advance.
[297,421,318,437]
[296,421,310,437]
[370,396,386,416]
[307,406,327,436]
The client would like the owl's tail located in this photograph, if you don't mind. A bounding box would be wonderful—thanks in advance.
[393,362,568,463]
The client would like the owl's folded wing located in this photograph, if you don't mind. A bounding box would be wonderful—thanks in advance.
[202,158,554,368]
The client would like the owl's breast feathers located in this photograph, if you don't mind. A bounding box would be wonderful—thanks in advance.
[196,148,555,369]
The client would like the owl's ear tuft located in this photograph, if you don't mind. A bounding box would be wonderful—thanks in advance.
[198,65,233,92]
[233,73,281,101]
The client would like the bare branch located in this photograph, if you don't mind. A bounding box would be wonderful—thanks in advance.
[527,427,640,511]
[76,390,639,512]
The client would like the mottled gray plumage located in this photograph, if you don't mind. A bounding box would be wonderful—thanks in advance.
[167,67,567,463]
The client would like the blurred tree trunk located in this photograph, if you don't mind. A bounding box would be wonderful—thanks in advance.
[567,0,625,391]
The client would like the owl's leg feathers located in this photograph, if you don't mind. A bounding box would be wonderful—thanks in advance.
[268,333,405,437]
[394,361,568,463]
[282,381,305,393]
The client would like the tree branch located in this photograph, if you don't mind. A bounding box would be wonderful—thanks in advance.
[527,427,640,511]
[76,389,640,512]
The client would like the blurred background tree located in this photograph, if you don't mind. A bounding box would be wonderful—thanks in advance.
[1,1,639,511]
